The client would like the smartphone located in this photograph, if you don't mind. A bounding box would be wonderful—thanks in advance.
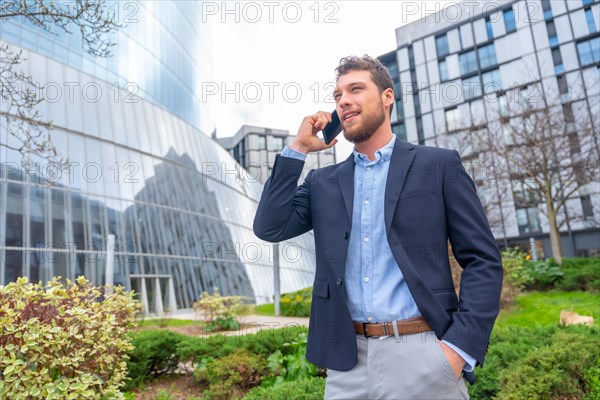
[322,110,342,145]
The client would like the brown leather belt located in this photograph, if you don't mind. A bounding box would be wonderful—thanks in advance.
[354,316,431,337]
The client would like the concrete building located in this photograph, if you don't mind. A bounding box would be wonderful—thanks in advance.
[0,2,316,313]
[217,125,337,184]
[380,0,599,257]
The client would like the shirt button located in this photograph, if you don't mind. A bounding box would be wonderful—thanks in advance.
[364,200,369,205]
[363,237,369,243]
[336,278,342,286]
[364,276,369,282]
[367,316,373,322]
[366,167,371,171]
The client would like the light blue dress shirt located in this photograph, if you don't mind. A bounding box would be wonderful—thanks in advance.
[280,138,475,371]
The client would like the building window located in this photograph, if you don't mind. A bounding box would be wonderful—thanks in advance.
[504,9,517,33]
[258,135,266,150]
[563,103,575,123]
[581,196,594,218]
[478,44,498,68]
[546,21,559,47]
[459,50,478,75]
[542,0,552,20]
[463,75,482,100]
[396,100,404,120]
[485,16,494,39]
[445,108,462,131]
[416,117,424,145]
[516,207,542,235]
[482,69,503,94]
[393,123,407,141]
[439,59,449,82]
[583,0,595,6]
[569,132,581,154]
[577,38,600,66]
[557,74,568,94]
[436,35,449,58]
[552,47,564,74]
[586,8,597,33]
[272,136,284,151]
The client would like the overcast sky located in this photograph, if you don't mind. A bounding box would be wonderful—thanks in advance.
[209,1,453,160]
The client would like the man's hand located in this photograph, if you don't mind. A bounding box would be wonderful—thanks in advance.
[289,111,339,154]
[440,342,466,380]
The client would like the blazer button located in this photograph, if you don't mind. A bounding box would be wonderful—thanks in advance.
[344,232,349,240]
[337,278,342,286]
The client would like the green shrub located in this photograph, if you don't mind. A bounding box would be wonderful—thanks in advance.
[176,326,306,364]
[194,349,267,400]
[525,257,600,291]
[265,333,320,386]
[0,277,139,400]
[125,330,185,390]
[280,287,312,317]
[470,325,600,399]
[557,257,600,291]
[500,247,533,305]
[193,288,253,332]
[498,326,600,399]
[243,377,325,400]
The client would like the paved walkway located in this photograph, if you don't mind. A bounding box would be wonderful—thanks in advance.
[153,309,309,336]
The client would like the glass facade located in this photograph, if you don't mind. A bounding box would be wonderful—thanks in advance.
[0,2,316,310]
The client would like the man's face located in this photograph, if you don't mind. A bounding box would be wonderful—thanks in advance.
[333,70,387,144]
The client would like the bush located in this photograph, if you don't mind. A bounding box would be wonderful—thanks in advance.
[193,288,253,332]
[176,325,306,364]
[280,287,312,317]
[470,325,600,399]
[498,326,600,399]
[500,247,533,305]
[125,330,185,390]
[194,349,267,400]
[265,333,321,386]
[0,277,139,400]
[525,257,600,291]
[243,377,325,400]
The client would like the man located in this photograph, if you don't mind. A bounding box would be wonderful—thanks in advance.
[253,55,503,399]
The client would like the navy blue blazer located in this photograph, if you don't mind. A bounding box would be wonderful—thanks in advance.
[253,139,503,372]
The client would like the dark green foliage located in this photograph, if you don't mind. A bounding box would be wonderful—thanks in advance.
[243,377,326,400]
[470,325,600,400]
[125,330,185,390]
[194,349,267,400]
[176,326,306,363]
[526,257,600,291]
[280,287,312,317]
[264,333,322,387]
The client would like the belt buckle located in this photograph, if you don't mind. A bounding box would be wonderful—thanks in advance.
[382,322,389,336]
[362,322,369,338]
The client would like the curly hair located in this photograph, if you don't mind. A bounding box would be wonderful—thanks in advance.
[335,55,394,94]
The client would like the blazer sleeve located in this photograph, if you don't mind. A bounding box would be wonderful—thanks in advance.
[441,150,504,366]
[253,154,313,243]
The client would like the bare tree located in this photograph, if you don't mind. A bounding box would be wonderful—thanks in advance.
[487,79,600,264]
[0,0,122,169]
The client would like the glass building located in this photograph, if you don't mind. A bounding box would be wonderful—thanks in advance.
[0,1,316,313]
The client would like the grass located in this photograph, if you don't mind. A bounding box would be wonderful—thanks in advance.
[137,318,198,327]
[255,303,275,316]
[497,290,599,327]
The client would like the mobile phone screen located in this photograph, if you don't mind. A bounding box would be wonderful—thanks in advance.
[322,110,342,145]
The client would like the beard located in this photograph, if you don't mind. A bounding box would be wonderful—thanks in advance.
[342,100,386,144]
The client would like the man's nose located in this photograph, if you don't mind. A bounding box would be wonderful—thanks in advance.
[337,91,352,108]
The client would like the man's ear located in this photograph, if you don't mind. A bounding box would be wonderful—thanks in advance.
[382,87,394,107]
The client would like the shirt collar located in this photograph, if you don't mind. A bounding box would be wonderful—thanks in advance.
[353,135,396,167]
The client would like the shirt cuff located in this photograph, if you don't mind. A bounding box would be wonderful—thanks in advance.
[281,146,307,161]
[441,340,476,372]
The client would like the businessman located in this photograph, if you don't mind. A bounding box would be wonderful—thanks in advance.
[254,55,503,399]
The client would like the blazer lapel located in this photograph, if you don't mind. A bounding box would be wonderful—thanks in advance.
[385,139,416,235]
[337,153,355,224]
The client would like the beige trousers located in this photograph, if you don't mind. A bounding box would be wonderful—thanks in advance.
[324,331,470,400]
